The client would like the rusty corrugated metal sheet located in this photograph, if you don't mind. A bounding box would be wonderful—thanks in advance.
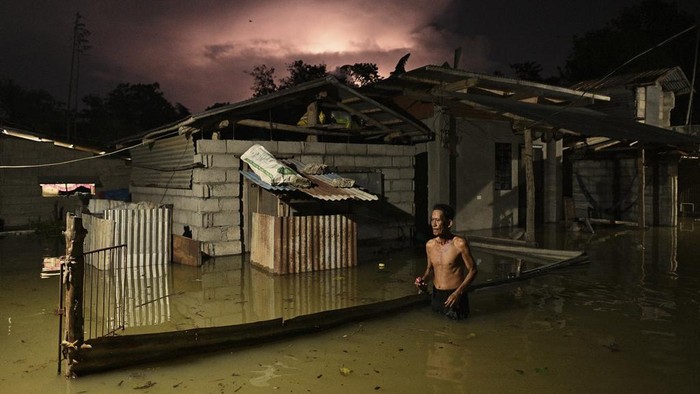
[130,134,194,189]
[240,170,296,191]
[301,174,378,201]
[242,164,378,201]
[251,213,357,274]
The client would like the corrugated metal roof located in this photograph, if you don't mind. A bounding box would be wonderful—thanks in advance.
[456,92,700,147]
[570,67,692,95]
[117,76,432,145]
[240,160,379,201]
[367,65,609,103]
[130,134,195,189]
[240,170,296,192]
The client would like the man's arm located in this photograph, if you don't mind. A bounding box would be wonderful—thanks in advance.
[444,236,478,308]
[416,240,435,291]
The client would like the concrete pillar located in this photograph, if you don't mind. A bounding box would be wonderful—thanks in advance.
[544,139,563,223]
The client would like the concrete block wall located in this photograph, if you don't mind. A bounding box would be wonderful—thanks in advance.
[0,136,130,229]
[132,138,417,257]
[572,158,677,226]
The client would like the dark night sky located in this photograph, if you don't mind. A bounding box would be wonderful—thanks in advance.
[1,0,698,112]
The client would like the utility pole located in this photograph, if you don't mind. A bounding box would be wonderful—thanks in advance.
[66,12,90,140]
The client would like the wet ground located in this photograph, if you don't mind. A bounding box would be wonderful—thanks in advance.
[1,221,699,393]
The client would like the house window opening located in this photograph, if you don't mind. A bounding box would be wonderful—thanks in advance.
[40,183,96,197]
[495,143,512,190]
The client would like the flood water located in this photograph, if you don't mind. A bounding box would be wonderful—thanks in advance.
[1,221,699,393]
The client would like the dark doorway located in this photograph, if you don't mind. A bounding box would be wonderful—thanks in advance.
[414,152,430,243]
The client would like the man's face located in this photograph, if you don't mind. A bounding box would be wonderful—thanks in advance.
[431,209,451,237]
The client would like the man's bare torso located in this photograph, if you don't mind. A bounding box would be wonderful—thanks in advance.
[427,236,467,290]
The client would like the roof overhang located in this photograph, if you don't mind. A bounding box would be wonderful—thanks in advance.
[117,76,433,146]
[452,92,700,148]
[369,65,610,105]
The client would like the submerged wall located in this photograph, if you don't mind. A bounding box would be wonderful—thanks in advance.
[572,157,677,226]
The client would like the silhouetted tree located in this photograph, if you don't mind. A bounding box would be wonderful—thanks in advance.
[510,61,544,82]
[0,79,66,137]
[562,0,696,82]
[248,59,383,97]
[247,64,278,97]
[79,82,189,142]
[561,0,697,124]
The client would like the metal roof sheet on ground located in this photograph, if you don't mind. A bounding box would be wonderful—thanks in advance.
[570,67,692,95]
[455,92,700,147]
[240,166,378,202]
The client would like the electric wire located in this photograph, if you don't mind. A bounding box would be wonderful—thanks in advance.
[521,24,698,132]
[0,129,180,169]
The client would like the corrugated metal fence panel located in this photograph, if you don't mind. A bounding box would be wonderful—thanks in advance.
[104,206,172,328]
[280,214,357,274]
[105,207,172,269]
[250,212,277,271]
[82,214,116,269]
[130,134,194,189]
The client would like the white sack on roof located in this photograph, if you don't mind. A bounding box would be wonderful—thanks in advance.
[241,144,311,187]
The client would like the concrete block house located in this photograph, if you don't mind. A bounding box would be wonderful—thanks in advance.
[122,65,700,258]
[122,77,431,258]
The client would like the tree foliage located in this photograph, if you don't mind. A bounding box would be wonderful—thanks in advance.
[562,0,697,82]
[509,61,544,82]
[79,83,189,142]
[0,79,66,137]
[248,60,383,97]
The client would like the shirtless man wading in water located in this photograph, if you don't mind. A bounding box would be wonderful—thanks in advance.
[415,204,477,320]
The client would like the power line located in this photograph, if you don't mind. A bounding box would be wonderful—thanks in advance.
[0,129,180,169]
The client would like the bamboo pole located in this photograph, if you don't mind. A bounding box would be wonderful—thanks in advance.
[524,128,536,245]
[63,213,88,377]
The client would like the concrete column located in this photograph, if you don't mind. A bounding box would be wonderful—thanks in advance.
[544,139,563,223]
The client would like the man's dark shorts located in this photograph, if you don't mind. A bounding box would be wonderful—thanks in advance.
[431,288,470,320]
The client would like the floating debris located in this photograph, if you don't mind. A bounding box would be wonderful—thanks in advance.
[134,381,156,389]
[339,366,352,376]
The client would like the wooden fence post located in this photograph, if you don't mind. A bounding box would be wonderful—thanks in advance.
[63,213,87,376]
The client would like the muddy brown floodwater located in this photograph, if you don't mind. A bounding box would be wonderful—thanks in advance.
[1,221,699,393]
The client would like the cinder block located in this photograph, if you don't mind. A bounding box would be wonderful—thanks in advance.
[383,168,401,180]
[391,179,414,191]
[211,154,240,168]
[355,156,392,168]
[197,139,227,153]
[213,211,240,226]
[326,143,347,154]
[347,144,367,155]
[399,168,414,179]
[225,169,241,183]
[301,142,326,154]
[299,154,325,164]
[334,155,355,167]
[202,241,242,256]
[210,184,239,197]
[278,141,302,154]
[193,168,227,183]
[227,140,254,155]
[392,156,411,167]
[219,198,239,211]
[194,226,226,242]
